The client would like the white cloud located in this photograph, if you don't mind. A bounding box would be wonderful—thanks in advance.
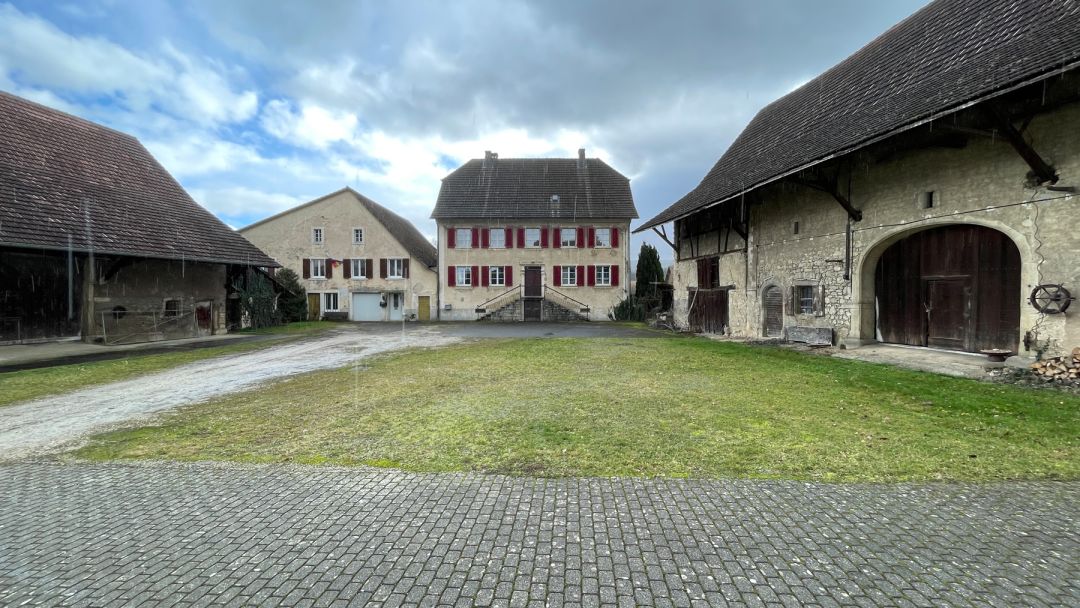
[144,135,264,179]
[260,99,359,149]
[188,186,306,223]
[0,3,257,127]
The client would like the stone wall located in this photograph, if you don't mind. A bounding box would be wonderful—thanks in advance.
[671,99,1080,358]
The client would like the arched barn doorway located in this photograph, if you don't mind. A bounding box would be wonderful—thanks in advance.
[874,225,1020,352]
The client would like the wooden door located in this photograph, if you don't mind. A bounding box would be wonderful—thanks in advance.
[417,296,430,321]
[689,289,728,333]
[307,294,320,320]
[195,301,213,337]
[763,286,783,337]
[925,278,970,350]
[524,266,542,298]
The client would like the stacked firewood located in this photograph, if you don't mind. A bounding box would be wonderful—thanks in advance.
[1030,348,1080,383]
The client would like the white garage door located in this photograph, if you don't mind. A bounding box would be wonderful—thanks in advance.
[351,293,383,321]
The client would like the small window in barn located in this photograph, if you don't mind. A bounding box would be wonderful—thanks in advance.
[920,191,936,209]
[595,265,611,286]
[792,221,800,235]
[312,227,325,244]
[560,228,577,248]
[387,258,404,279]
[455,228,473,248]
[561,265,577,286]
[525,228,541,248]
[352,228,364,244]
[594,228,611,248]
[797,285,814,314]
[489,266,505,286]
[489,228,506,248]
[310,258,327,279]
[456,266,472,286]
[163,299,180,318]
[351,258,366,279]
[322,292,339,312]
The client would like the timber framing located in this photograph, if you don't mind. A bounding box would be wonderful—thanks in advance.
[987,102,1059,185]
[788,172,862,222]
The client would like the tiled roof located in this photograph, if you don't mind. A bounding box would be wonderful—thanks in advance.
[432,157,637,220]
[241,188,438,268]
[637,0,1080,231]
[0,91,278,266]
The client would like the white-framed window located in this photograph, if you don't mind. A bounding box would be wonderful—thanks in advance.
[525,228,541,248]
[455,228,472,248]
[595,265,611,286]
[456,266,472,286]
[322,292,339,311]
[561,266,577,286]
[353,228,364,244]
[351,258,366,279]
[489,266,505,287]
[387,258,404,279]
[310,258,327,279]
[312,227,325,244]
[560,228,577,248]
[489,228,506,249]
[594,228,611,248]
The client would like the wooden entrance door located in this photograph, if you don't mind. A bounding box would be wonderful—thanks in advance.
[523,266,542,298]
[307,293,320,320]
[417,296,430,321]
[925,278,970,350]
[763,286,783,337]
[689,289,728,333]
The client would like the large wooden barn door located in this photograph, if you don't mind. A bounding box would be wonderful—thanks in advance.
[688,289,728,333]
[763,286,783,337]
[875,225,1019,352]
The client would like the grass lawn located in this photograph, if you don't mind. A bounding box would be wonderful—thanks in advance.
[0,321,333,408]
[73,337,1079,482]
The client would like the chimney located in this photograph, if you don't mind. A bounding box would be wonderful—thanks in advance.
[577,148,586,169]
[483,150,498,169]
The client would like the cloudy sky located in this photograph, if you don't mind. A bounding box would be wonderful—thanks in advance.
[1,0,927,262]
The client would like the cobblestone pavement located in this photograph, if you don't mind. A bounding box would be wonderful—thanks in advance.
[1,461,1076,607]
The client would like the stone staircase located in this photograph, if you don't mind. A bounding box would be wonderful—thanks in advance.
[477,298,588,322]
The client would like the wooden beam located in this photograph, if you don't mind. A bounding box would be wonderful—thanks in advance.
[652,225,677,252]
[988,103,1058,185]
[789,176,863,222]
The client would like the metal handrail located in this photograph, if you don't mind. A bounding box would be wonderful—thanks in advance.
[474,285,521,313]
[546,287,590,312]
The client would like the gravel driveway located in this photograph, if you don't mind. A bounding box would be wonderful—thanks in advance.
[0,326,460,459]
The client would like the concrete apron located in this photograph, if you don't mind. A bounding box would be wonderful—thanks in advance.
[833,342,996,378]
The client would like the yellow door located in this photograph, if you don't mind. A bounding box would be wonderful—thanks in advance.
[417,296,430,321]
[307,294,320,320]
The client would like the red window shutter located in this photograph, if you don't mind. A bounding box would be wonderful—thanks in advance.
[366,259,374,278]
[471,227,479,249]
[505,227,513,248]
[448,266,456,287]
[481,265,489,287]
[553,265,562,287]
[587,265,595,287]
[471,265,479,288]
[402,259,410,279]
[611,227,619,248]
[577,227,585,247]
[380,258,387,279]
[447,227,456,249]
[505,265,513,287]
[587,227,595,248]
[612,265,620,286]
[481,228,490,249]
[540,227,549,248]
[302,258,310,279]
[553,226,561,249]
[517,227,525,248]
[326,259,333,279]
[343,259,351,277]
[576,265,585,287]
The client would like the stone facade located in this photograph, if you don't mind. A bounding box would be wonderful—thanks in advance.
[671,100,1080,359]
[241,190,438,322]
[436,221,632,321]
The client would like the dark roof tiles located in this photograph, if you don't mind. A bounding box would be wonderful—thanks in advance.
[433,157,637,220]
[0,91,278,266]
[638,0,1080,230]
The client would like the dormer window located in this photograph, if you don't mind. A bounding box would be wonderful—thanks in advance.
[550,195,560,204]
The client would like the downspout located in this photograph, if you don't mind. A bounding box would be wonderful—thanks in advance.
[436,225,442,321]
